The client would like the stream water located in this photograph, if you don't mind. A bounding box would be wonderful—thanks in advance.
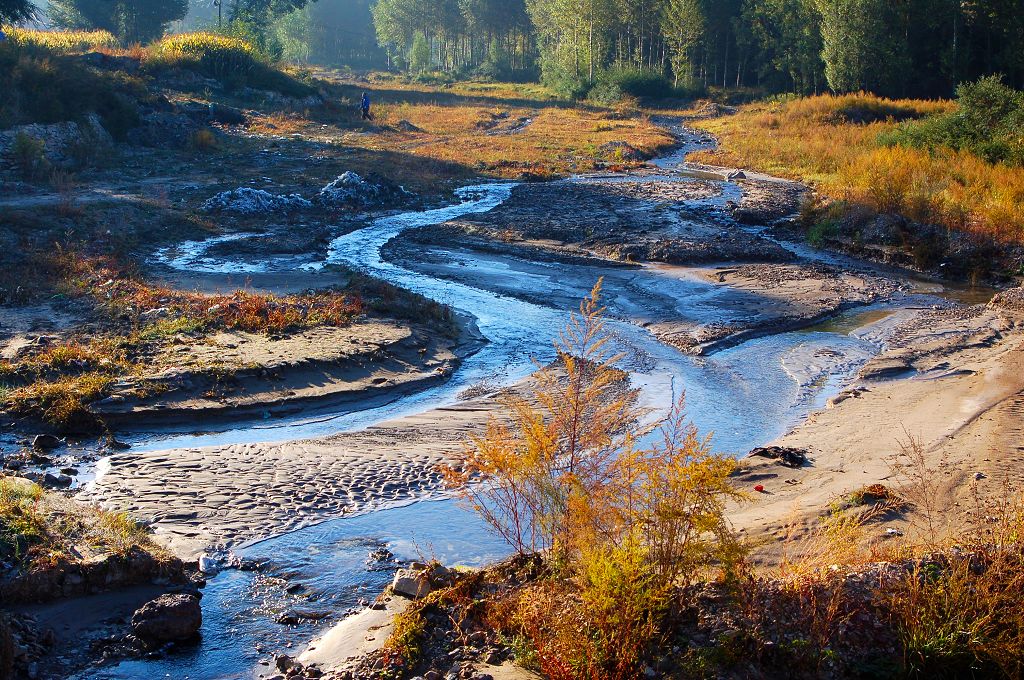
[81,146,971,679]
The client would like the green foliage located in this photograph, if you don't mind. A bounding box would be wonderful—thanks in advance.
[408,32,431,74]
[587,66,678,104]
[884,76,1024,166]
[47,0,188,45]
[815,0,909,94]
[0,0,34,23]
[0,477,45,562]
[10,132,49,181]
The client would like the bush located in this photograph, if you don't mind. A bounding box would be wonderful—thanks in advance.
[3,27,118,54]
[588,67,681,105]
[10,132,49,180]
[445,281,744,678]
[884,76,1024,167]
[148,32,314,97]
[0,40,141,136]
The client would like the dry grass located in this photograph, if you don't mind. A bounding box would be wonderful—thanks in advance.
[692,93,1024,243]
[268,73,674,179]
[0,476,167,570]
[53,248,364,335]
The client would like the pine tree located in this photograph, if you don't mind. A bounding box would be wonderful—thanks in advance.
[48,0,189,44]
[0,0,35,24]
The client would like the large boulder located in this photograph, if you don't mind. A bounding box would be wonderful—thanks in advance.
[131,593,202,643]
[0,113,113,166]
[201,187,312,215]
[317,171,415,210]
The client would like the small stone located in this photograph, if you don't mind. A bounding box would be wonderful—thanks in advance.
[392,568,431,599]
[32,434,62,451]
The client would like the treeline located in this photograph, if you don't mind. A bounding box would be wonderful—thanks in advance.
[366,0,1024,98]
[4,0,1022,99]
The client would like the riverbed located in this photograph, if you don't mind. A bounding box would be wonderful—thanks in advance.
[78,135,978,679]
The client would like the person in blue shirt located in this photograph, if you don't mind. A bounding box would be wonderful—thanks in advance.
[360,92,371,120]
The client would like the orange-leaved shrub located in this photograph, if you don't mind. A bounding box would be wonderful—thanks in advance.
[444,279,743,678]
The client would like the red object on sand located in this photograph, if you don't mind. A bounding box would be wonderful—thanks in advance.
[754,484,765,493]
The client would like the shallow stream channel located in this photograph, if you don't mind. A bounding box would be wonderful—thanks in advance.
[80,137,974,679]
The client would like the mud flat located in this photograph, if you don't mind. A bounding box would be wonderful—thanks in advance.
[385,177,903,355]
[82,394,506,559]
[93,320,470,426]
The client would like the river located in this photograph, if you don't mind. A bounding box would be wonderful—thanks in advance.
[80,139,959,679]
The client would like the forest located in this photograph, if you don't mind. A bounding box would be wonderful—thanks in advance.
[2,0,1021,99]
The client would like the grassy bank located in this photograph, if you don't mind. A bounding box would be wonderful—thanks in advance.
[0,476,172,573]
[0,27,313,133]
[690,91,1024,255]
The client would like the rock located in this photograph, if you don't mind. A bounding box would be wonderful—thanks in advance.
[202,188,312,215]
[210,103,247,126]
[31,434,62,451]
[42,473,72,488]
[198,553,220,574]
[396,119,422,132]
[748,446,807,468]
[276,654,299,672]
[989,286,1024,313]
[392,568,432,599]
[0,114,112,167]
[726,170,746,180]
[599,141,644,161]
[317,171,415,210]
[127,112,200,149]
[79,51,141,73]
[131,594,201,643]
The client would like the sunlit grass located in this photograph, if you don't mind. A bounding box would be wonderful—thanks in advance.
[691,93,1024,243]
[2,26,118,53]
[0,476,169,569]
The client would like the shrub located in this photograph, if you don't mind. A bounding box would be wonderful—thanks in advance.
[10,132,49,181]
[188,128,219,152]
[692,93,1024,245]
[884,76,1024,167]
[445,280,744,678]
[588,67,678,105]
[148,32,313,97]
[0,40,141,135]
[3,27,118,54]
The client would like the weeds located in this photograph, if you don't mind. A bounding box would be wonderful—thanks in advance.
[2,27,118,53]
[0,476,169,570]
[11,132,49,181]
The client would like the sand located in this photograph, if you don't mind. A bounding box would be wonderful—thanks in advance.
[83,396,503,559]
[93,319,467,425]
[730,300,1024,558]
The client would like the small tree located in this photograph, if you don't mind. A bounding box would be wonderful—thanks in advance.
[408,31,431,73]
[446,280,744,677]
[48,0,189,45]
[445,279,743,574]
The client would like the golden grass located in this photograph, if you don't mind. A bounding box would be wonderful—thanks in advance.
[691,93,1024,243]
[0,476,167,569]
[2,27,119,53]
